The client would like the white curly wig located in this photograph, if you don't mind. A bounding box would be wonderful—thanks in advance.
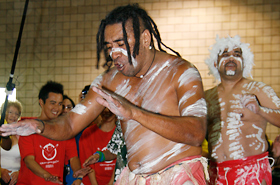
[205,35,254,82]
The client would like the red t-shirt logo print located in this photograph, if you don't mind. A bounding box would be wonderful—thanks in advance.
[40,143,59,160]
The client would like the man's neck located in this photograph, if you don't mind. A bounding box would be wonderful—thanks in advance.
[219,76,244,91]
[100,117,116,132]
[37,115,50,121]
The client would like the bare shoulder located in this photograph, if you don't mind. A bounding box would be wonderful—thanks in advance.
[171,55,197,71]
[91,67,120,89]
[165,55,202,80]
[241,79,272,94]
[243,79,279,106]
[157,52,193,68]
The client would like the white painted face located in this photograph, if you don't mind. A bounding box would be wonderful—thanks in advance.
[104,23,142,77]
[217,48,243,77]
[109,48,138,68]
[205,35,254,82]
[218,55,243,76]
[218,55,243,69]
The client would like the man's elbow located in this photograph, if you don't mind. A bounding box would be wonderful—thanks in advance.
[24,156,34,170]
[185,128,206,146]
[181,132,205,147]
[193,133,206,147]
[191,119,206,147]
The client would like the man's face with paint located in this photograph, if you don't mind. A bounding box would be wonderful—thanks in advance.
[216,48,244,78]
[103,20,146,77]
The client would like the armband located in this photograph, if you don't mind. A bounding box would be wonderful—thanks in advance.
[94,151,105,162]
[35,119,45,133]
[77,176,83,180]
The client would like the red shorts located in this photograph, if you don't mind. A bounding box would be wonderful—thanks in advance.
[115,155,207,185]
[208,152,272,185]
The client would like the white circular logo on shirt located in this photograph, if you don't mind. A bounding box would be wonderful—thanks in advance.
[40,143,59,161]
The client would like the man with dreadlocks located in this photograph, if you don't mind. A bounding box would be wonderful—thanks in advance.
[0,4,208,185]
[205,35,280,185]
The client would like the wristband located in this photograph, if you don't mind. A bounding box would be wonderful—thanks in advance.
[77,176,83,180]
[94,151,105,162]
[35,119,45,133]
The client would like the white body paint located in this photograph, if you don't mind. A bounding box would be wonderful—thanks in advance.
[179,85,197,107]
[182,98,207,117]
[206,79,280,163]
[97,58,205,174]
[131,143,189,174]
[226,112,244,159]
[71,104,87,115]
[91,74,103,87]
[246,124,265,152]
[262,85,280,108]
[218,55,243,69]
[218,55,243,76]
[178,68,201,88]
[110,48,138,67]
[226,70,235,76]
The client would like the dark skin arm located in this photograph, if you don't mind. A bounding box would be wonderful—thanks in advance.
[0,84,206,145]
[0,89,105,141]
[40,93,104,140]
[82,150,117,167]
[88,170,98,185]
[1,137,12,150]
[0,66,206,146]
[107,166,115,185]
[238,85,280,127]
[69,156,92,185]
[24,155,62,184]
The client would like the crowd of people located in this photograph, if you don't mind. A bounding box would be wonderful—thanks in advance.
[0,3,280,185]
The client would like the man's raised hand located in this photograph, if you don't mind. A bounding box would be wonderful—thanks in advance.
[0,119,43,137]
[92,86,134,121]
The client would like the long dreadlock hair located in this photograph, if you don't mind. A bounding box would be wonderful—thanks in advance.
[96,4,181,71]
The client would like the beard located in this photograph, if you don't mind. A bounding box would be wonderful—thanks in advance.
[226,70,235,76]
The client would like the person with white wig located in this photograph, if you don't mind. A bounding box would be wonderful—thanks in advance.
[205,35,280,185]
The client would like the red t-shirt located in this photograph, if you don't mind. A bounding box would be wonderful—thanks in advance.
[17,134,78,185]
[79,124,116,185]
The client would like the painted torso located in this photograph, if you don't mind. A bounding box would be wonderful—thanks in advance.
[93,54,203,174]
[206,79,271,162]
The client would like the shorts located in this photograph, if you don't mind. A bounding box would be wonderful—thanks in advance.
[208,152,272,185]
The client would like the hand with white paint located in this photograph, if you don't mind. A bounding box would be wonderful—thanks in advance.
[0,119,44,137]
[240,94,260,114]
[92,86,134,121]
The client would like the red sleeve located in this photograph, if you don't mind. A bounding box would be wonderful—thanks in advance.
[18,135,35,159]
[65,138,78,162]
[79,126,96,170]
